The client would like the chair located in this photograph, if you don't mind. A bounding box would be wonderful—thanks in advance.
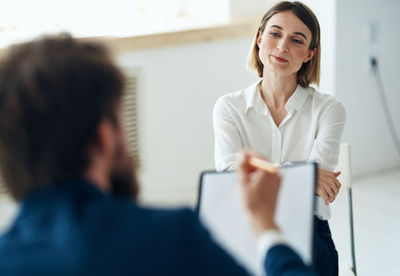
[335,143,357,276]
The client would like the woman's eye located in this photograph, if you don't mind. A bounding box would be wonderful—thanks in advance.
[270,32,280,37]
[292,38,303,44]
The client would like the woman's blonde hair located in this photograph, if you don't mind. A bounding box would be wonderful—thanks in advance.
[247,1,320,88]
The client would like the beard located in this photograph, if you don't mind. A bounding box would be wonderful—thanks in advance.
[110,142,139,200]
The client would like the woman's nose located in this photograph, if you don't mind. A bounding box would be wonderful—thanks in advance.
[277,38,289,52]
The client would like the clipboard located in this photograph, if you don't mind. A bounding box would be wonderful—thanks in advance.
[196,162,316,275]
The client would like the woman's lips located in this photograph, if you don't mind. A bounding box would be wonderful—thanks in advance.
[271,55,288,63]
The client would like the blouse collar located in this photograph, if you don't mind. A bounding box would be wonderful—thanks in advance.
[245,80,309,115]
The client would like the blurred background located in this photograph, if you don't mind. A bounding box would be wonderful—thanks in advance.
[0,0,399,275]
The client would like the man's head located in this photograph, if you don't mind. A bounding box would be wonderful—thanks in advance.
[0,33,138,200]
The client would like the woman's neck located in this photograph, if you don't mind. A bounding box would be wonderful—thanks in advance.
[260,72,298,109]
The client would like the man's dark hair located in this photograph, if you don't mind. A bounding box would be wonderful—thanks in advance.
[0,33,125,200]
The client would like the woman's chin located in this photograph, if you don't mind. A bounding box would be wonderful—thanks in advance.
[264,65,296,79]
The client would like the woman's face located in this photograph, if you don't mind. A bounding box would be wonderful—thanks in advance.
[257,11,316,78]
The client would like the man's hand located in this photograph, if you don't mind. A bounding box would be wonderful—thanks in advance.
[317,168,341,205]
[237,150,281,237]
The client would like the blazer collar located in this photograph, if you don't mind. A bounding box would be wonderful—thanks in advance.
[16,178,106,220]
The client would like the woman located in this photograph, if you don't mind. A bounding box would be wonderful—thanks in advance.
[213,2,345,276]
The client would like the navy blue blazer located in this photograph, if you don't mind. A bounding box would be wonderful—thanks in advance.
[0,179,316,276]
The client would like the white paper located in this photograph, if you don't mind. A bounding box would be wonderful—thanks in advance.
[198,163,315,275]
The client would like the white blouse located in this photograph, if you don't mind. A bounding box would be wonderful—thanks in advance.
[213,80,346,219]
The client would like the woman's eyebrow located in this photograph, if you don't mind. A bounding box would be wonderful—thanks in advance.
[269,24,283,30]
[294,32,308,40]
[269,25,308,40]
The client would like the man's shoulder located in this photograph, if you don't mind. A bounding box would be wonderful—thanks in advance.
[124,203,196,227]
[0,192,199,249]
[108,200,199,235]
[0,198,202,274]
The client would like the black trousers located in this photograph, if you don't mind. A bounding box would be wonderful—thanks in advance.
[313,216,338,276]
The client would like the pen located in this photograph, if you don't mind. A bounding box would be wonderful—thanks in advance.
[248,157,278,173]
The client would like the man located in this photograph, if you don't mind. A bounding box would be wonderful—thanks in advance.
[0,34,316,275]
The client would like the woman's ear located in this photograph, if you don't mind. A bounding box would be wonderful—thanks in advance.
[256,32,263,48]
[304,47,317,63]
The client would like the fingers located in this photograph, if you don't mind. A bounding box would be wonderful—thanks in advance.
[237,150,281,190]
[317,183,335,204]
[334,178,341,192]
[317,169,343,204]
[320,169,342,188]
[238,149,274,175]
[236,150,282,235]
[319,186,335,205]
[237,151,251,184]
[317,186,330,205]
[329,179,339,195]
[324,186,335,203]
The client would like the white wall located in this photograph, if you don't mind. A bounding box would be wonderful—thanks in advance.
[117,37,258,205]
[229,0,271,20]
[335,0,400,175]
[300,0,336,96]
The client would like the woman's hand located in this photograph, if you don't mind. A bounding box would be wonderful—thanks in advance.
[317,168,341,205]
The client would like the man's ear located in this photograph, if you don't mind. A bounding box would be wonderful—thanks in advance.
[91,118,116,160]
[304,47,317,63]
[85,118,118,192]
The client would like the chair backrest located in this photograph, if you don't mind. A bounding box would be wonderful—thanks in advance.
[333,143,357,275]
[336,143,352,188]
